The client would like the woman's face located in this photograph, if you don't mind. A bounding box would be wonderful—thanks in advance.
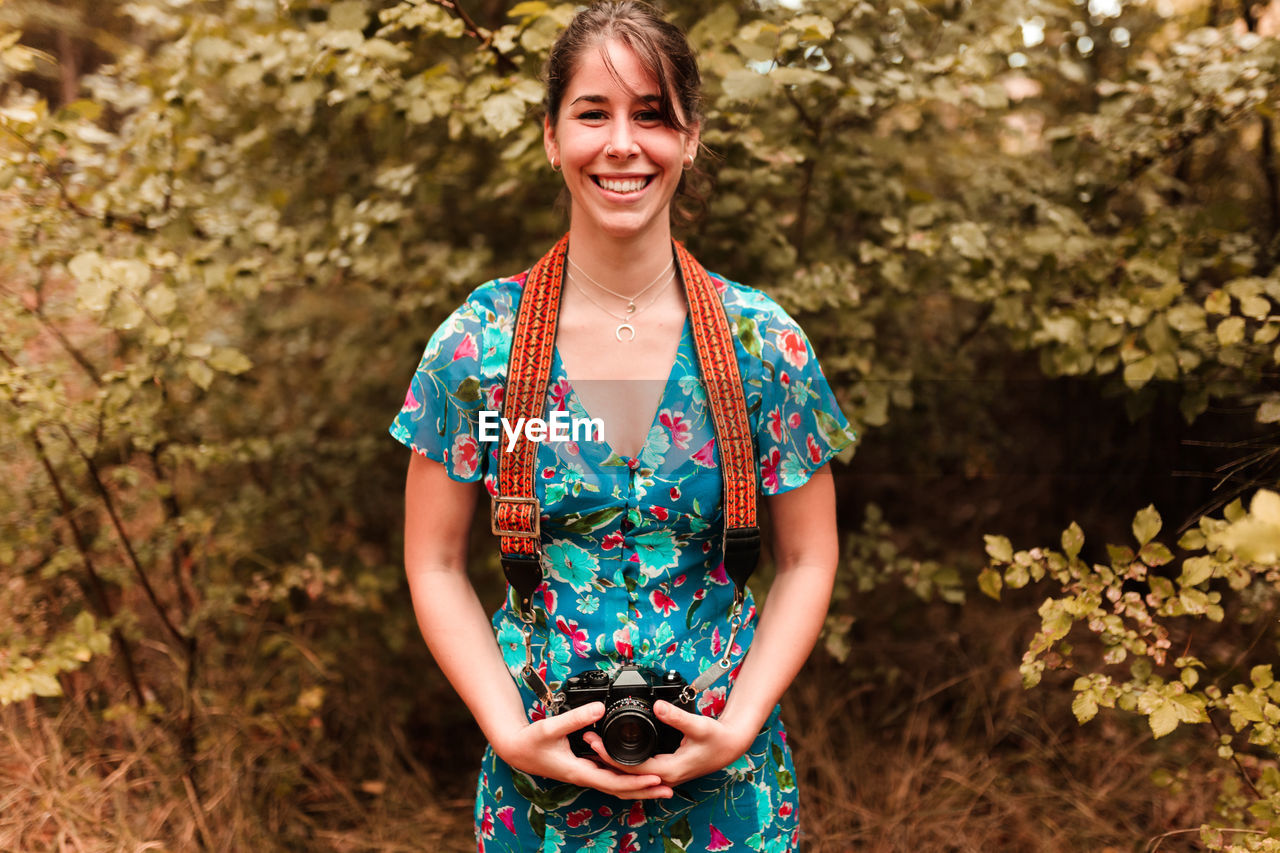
[544,38,699,244]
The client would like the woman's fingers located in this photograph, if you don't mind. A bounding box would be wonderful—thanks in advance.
[653,700,705,735]
[541,701,605,739]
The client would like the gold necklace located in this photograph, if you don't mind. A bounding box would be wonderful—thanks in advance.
[566,269,674,342]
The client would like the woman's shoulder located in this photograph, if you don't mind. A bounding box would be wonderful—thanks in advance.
[449,270,530,324]
[706,270,807,338]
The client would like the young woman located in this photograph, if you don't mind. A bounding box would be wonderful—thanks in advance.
[390,3,857,849]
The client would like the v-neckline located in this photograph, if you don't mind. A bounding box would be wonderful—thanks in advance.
[551,316,691,463]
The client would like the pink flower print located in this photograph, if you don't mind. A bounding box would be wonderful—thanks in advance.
[697,685,727,717]
[541,587,558,615]
[692,587,706,600]
[479,805,494,839]
[652,505,669,522]
[789,411,802,429]
[402,387,420,412]
[807,434,823,464]
[669,486,681,501]
[674,573,687,587]
[650,589,679,617]
[761,447,781,492]
[548,378,571,412]
[542,466,555,479]
[566,808,594,828]
[598,806,613,818]
[451,435,479,479]
[497,806,516,834]
[691,437,716,468]
[767,408,784,442]
[626,801,646,827]
[711,626,723,656]
[779,801,794,818]
[780,370,791,388]
[613,626,633,660]
[485,384,503,410]
[621,831,641,853]
[659,409,692,449]
[601,531,624,551]
[707,824,734,851]
[708,564,729,585]
[452,333,478,362]
[556,615,591,658]
[777,329,809,368]
[565,441,580,456]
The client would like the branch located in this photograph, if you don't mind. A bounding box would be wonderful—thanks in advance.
[0,124,154,233]
[430,0,518,74]
[58,423,190,652]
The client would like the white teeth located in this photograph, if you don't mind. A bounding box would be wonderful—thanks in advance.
[597,177,648,193]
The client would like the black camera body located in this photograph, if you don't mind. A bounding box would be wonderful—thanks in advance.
[562,664,696,766]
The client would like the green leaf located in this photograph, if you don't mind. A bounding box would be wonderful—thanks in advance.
[1148,700,1179,739]
[507,1,549,19]
[1072,690,1098,724]
[721,69,773,102]
[209,348,252,375]
[670,816,693,847]
[983,534,1013,563]
[734,315,763,358]
[1178,556,1214,587]
[1132,505,1162,546]
[1253,665,1274,689]
[977,567,1002,600]
[1216,316,1246,346]
[1138,542,1174,567]
[1061,522,1084,560]
[455,377,481,403]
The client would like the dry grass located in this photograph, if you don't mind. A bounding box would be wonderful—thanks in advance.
[0,596,1232,852]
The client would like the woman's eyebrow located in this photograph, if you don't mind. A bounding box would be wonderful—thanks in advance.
[569,93,662,106]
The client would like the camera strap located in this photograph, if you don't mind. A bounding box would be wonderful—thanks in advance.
[492,234,760,713]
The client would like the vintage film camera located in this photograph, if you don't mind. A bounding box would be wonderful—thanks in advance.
[561,664,696,765]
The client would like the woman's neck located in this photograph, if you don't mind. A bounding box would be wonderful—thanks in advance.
[564,222,676,300]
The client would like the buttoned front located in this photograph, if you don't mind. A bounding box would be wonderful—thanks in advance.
[391,260,856,852]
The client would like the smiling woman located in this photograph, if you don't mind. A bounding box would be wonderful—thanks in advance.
[389,2,857,851]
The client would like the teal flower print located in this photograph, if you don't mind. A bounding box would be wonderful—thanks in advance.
[544,540,599,593]
[779,453,809,489]
[496,620,525,671]
[634,530,679,579]
[577,594,600,615]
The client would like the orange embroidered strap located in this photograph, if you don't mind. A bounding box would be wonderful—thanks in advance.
[494,235,759,619]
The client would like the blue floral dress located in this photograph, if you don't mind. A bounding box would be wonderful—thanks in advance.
[390,258,856,853]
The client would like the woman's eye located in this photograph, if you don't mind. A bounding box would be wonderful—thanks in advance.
[577,110,607,121]
[636,110,662,123]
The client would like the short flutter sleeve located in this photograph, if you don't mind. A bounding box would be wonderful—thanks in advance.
[388,281,514,484]
[729,286,858,496]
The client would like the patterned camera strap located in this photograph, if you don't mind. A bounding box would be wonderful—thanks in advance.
[491,234,760,711]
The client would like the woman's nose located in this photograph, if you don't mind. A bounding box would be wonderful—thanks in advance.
[606,121,639,158]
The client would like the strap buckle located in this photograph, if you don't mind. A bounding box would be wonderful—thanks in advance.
[491,495,541,539]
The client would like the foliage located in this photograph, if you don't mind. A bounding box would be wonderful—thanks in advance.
[1,0,1279,847]
[984,491,1280,849]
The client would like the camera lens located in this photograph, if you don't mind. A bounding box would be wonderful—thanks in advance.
[601,698,658,766]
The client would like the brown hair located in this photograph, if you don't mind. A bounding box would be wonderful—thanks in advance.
[544,0,710,224]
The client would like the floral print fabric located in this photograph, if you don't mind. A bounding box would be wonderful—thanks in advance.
[390,261,856,852]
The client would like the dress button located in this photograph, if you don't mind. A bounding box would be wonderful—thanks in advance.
[627,457,639,470]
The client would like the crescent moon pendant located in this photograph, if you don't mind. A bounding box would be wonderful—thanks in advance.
[615,323,637,342]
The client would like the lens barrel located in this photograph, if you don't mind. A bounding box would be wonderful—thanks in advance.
[601,697,658,765]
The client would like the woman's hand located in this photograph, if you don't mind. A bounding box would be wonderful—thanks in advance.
[583,700,755,787]
[492,702,675,800]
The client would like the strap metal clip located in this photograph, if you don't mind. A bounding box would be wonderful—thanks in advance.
[491,495,541,539]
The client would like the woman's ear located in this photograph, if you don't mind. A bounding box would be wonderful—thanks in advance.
[544,115,560,168]
[684,121,701,163]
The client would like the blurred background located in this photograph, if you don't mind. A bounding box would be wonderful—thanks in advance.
[2,0,1280,849]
